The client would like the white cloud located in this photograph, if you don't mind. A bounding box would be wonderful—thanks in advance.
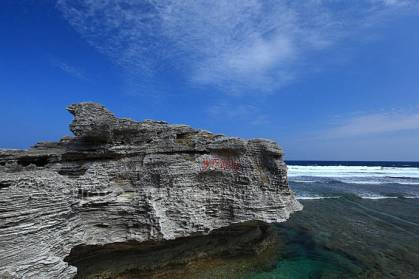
[56,62,86,80]
[208,102,270,126]
[50,57,86,80]
[320,111,419,139]
[376,0,413,7]
[56,0,419,94]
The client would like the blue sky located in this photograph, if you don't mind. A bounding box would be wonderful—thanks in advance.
[1,0,419,161]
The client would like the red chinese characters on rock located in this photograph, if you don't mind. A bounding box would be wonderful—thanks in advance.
[201,157,241,172]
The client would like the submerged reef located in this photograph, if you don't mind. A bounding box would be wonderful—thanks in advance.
[0,102,301,278]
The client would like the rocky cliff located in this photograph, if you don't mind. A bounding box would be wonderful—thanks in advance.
[0,102,302,278]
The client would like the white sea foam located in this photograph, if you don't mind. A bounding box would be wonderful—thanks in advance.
[296,195,419,200]
[288,165,419,178]
[291,180,316,183]
[361,196,399,200]
[296,196,340,200]
[287,165,419,185]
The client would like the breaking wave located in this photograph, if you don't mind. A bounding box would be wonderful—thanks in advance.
[287,164,419,185]
[287,161,419,199]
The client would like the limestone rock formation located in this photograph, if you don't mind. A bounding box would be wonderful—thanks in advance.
[0,102,302,278]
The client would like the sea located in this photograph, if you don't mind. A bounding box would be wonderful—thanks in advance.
[245,161,419,279]
[286,160,419,200]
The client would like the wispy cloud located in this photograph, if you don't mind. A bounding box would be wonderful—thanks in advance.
[319,111,419,139]
[56,0,419,94]
[208,102,270,126]
[51,59,87,80]
[377,0,414,7]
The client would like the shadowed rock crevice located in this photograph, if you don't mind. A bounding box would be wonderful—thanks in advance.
[0,181,12,189]
[16,155,50,167]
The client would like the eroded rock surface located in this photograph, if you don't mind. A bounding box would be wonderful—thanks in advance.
[0,102,302,278]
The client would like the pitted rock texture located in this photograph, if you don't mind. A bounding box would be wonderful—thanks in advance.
[0,102,302,279]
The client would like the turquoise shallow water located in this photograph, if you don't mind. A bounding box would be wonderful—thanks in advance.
[247,229,361,279]
[249,259,352,279]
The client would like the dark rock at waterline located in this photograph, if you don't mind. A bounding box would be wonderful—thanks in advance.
[66,221,280,279]
[0,102,301,278]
